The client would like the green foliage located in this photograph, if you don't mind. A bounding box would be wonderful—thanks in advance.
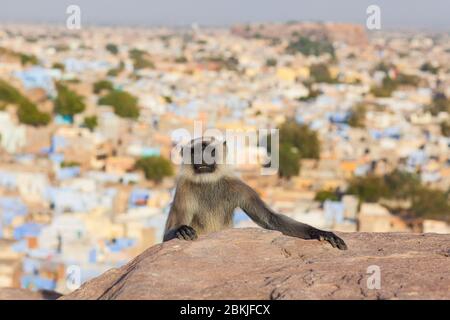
[98,90,140,119]
[309,63,335,83]
[348,104,367,128]
[420,62,439,74]
[105,43,119,55]
[373,61,394,73]
[162,95,172,104]
[396,73,421,87]
[135,156,174,183]
[271,120,320,179]
[175,56,188,63]
[107,61,125,77]
[370,76,398,97]
[265,58,277,67]
[383,170,421,200]
[440,121,450,137]
[0,79,50,126]
[285,36,335,57]
[204,55,239,71]
[348,170,420,203]
[52,62,65,71]
[298,83,321,102]
[410,188,450,220]
[347,175,389,203]
[315,190,339,202]
[427,92,450,115]
[279,120,320,159]
[17,100,51,126]
[129,49,155,70]
[83,115,98,131]
[54,83,86,116]
[278,143,301,179]
[19,53,38,66]
[93,80,113,94]
[347,170,449,220]
[61,161,80,168]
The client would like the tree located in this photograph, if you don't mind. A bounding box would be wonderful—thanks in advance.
[93,80,113,94]
[265,58,277,67]
[420,62,439,74]
[267,120,320,179]
[52,62,65,71]
[347,175,389,203]
[315,190,339,202]
[98,90,140,119]
[410,187,450,220]
[310,63,335,83]
[107,61,125,77]
[441,121,450,137]
[135,156,174,183]
[129,49,155,70]
[370,76,398,97]
[279,120,320,159]
[348,104,367,128]
[278,143,301,179]
[383,170,421,201]
[105,43,119,55]
[396,73,421,87]
[346,170,449,221]
[83,115,98,131]
[17,100,51,126]
[54,83,86,116]
[427,92,450,115]
[0,80,50,126]
[19,53,38,66]
[285,36,335,57]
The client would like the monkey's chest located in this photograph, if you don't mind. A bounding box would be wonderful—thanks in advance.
[186,195,234,234]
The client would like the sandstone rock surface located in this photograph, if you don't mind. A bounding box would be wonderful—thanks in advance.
[61,228,450,300]
[0,288,61,300]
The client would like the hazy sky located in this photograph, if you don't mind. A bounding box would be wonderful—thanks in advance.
[1,0,449,30]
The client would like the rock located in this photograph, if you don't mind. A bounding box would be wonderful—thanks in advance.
[62,228,450,300]
[0,288,62,300]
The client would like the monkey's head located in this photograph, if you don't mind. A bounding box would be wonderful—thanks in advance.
[179,137,231,183]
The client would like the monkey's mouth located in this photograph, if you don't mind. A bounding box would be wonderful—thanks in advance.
[193,164,215,174]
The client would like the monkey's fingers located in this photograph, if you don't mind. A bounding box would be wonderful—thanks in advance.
[326,234,347,250]
[319,231,348,250]
[334,236,348,250]
[176,225,198,241]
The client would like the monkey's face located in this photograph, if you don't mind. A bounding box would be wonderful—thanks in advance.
[181,137,227,176]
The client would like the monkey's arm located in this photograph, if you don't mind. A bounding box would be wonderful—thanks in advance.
[163,187,197,242]
[235,180,347,250]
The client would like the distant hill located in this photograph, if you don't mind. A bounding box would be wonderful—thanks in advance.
[231,22,368,47]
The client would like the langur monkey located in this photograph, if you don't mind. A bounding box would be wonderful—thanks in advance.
[164,137,347,250]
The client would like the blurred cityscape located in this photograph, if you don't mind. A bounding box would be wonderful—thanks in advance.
[0,21,449,294]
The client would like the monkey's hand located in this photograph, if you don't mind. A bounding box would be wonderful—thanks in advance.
[310,229,347,250]
[175,225,198,241]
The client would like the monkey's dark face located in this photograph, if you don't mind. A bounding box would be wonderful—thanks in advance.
[191,140,218,174]
[181,137,226,176]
